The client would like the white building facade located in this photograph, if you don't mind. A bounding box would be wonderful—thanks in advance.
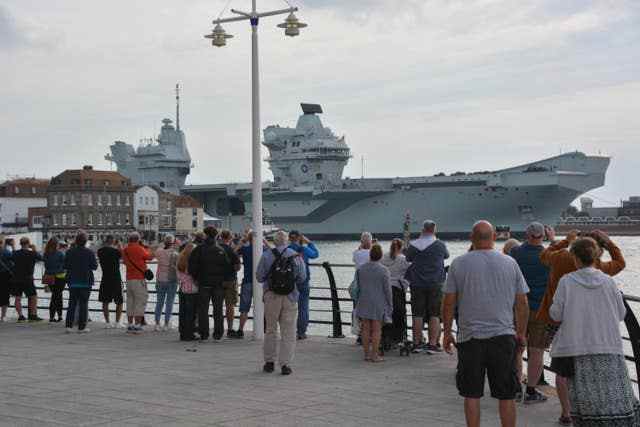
[133,186,160,242]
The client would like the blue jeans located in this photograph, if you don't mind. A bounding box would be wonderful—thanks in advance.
[66,287,90,330]
[239,280,253,314]
[297,280,310,337]
[155,281,178,324]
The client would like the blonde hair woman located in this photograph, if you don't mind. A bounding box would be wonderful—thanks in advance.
[177,243,199,341]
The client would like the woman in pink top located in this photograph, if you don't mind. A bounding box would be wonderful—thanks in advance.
[177,243,199,341]
[154,235,179,331]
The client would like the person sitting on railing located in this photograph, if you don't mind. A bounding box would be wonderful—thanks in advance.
[177,243,198,341]
[288,230,319,341]
[97,236,124,329]
[538,229,626,425]
[355,244,392,362]
[64,231,98,334]
[380,239,410,350]
[549,237,639,426]
[256,230,306,376]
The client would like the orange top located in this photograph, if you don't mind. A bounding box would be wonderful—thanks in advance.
[536,239,626,324]
[122,243,154,281]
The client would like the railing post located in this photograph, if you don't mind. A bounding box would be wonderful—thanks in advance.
[623,296,640,394]
[322,261,344,338]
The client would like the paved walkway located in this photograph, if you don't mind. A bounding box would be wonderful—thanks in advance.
[0,321,561,426]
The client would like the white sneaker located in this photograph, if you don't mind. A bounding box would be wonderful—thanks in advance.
[65,327,74,333]
[154,324,161,332]
[78,328,91,334]
[162,325,170,332]
[115,322,125,329]
[104,323,113,329]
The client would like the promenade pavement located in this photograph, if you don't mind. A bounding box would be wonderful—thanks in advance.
[0,320,561,427]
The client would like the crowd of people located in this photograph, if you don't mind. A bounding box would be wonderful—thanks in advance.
[1,219,639,425]
[349,220,638,427]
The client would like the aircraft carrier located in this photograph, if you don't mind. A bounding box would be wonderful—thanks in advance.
[107,97,609,238]
[179,103,610,238]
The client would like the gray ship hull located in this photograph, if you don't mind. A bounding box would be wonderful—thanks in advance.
[183,152,610,239]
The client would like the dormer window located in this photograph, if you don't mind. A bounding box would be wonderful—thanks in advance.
[316,173,323,180]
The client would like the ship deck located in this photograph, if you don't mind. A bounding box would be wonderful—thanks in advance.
[0,321,561,426]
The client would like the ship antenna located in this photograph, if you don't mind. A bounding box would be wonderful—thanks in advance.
[175,83,181,131]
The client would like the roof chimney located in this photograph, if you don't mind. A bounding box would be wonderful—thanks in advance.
[83,165,93,171]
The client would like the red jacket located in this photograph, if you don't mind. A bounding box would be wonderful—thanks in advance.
[122,243,154,281]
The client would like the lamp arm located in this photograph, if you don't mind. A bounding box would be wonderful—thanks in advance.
[256,7,298,19]
[212,15,250,25]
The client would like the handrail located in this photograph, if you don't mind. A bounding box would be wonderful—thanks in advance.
[8,260,640,390]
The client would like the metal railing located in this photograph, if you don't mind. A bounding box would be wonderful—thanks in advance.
[7,261,640,390]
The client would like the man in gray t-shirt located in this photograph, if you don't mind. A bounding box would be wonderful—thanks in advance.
[442,221,529,427]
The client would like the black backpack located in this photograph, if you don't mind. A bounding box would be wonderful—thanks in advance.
[267,249,296,295]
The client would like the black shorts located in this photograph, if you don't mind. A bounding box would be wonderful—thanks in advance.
[410,285,443,319]
[456,335,519,400]
[99,280,123,304]
[0,271,11,306]
[10,280,37,298]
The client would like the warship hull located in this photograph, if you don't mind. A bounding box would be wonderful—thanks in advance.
[183,152,610,239]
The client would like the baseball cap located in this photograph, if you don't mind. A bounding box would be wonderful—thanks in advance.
[526,222,545,238]
[289,230,301,238]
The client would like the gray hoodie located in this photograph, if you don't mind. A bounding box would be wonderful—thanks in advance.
[549,267,626,358]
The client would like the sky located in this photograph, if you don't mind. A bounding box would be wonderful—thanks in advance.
[1,0,639,207]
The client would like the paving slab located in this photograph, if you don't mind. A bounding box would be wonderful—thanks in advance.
[0,321,561,426]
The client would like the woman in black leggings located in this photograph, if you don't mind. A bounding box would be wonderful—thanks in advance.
[43,238,66,322]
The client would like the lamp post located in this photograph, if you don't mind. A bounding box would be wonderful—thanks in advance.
[205,1,307,340]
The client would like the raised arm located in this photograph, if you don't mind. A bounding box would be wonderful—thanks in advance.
[303,242,319,260]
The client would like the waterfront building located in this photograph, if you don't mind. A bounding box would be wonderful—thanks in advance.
[133,185,160,242]
[46,166,135,242]
[0,178,49,234]
[579,197,620,219]
[174,195,203,238]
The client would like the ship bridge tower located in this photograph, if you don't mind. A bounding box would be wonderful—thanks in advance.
[263,103,351,189]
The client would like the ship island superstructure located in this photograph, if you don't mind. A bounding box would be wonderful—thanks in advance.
[105,85,191,195]
[182,103,610,238]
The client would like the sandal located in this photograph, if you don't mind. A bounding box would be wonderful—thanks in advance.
[558,415,572,426]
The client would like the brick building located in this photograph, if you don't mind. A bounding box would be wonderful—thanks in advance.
[174,195,204,238]
[47,166,135,242]
[0,178,49,233]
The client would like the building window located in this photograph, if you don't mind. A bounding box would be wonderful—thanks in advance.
[71,214,77,225]
[192,208,198,216]
[139,196,143,205]
[62,214,67,226]
[52,214,58,226]
[316,173,323,180]
[125,196,130,206]
[125,213,130,225]
[167,201,172,210]
[116,213,121,225]
[107,195,112,206]
[84,179,92,187]
[98,213,103,226]
[87,214,93,226]
[14,186,19,194]
[104,180,110,187]
[97,195,102,206]
[53,195,58,206]
[31,187,36,194]
[116,194,121,206]
[159,182,165,188]
[106,213,112,225]
[192,219,198,228]
[70,194,76,206]
[139,215,145,226]
[150,197,155,205]
[145,196,149,205]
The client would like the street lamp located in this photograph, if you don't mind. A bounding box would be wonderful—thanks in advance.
[204,1,307,340]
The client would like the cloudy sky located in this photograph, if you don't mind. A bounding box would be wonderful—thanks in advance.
[1,0,638,206]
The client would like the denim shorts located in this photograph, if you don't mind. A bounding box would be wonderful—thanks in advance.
[239,280,253,314]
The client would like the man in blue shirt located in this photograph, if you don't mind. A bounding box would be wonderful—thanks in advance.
[288,230,319,340]
[509,222,550,404]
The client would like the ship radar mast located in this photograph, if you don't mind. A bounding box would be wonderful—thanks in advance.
[175,83,181,131]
